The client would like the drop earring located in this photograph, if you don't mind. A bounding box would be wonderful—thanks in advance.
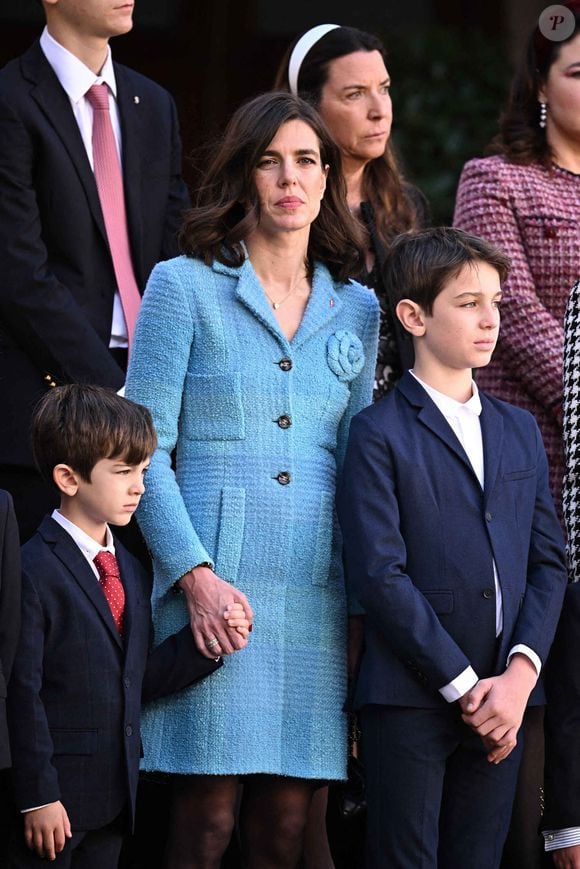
[539,101,547,129]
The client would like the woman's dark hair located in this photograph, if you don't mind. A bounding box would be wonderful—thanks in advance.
[488,7,580,166]
[179,91,366,282]
[274,26,424,251]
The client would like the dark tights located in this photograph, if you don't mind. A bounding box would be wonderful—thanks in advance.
[164,774,316,869]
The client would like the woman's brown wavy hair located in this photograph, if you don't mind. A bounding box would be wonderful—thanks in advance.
[274,26,424,250]
[179,92,366,283]
[488,8,580,166]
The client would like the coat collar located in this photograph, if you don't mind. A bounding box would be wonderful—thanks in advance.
[212,255,343,350]
[38,515,135,651]
[396,371,504,501]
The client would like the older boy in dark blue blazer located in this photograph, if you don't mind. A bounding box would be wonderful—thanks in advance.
[6,386,249,867]
[338,228,567,869]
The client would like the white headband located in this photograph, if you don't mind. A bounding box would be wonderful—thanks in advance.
[288,24,341,96]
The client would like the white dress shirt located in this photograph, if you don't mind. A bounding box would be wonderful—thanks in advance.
[410,372,541,702]
[40,27,128,347]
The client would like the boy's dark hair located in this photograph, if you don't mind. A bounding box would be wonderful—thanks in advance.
[382,227,510,316]
[32,384,157,487]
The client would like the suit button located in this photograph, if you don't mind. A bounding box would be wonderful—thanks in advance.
[125,724,133,737]
[278,358,292,371]
[276,414,292,429]
[485,512,492,522]
[482,588,494,599]
[123,677,131,689]
[276,471,291,485]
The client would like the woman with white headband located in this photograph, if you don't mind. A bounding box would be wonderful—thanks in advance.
[276,24,427,401]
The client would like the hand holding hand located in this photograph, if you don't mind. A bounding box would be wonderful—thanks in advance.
[179,565,253,658]
[23,801,72,861]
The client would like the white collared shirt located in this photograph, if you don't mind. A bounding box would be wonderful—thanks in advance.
[410,372,541,701]
[51,509,115,579]
[39,26,128,347]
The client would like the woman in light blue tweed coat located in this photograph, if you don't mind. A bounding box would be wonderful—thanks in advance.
[126,92,379,867]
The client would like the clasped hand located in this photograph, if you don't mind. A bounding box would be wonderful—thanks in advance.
[179,565,254,658]
[458,654,537,764]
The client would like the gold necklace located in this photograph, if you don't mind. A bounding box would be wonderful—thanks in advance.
[264,269,309,310]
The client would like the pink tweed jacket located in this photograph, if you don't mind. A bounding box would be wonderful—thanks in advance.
[454,155,580,513]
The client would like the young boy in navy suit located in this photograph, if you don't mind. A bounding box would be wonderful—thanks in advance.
[7,385,250,867]
[338,228,567,869]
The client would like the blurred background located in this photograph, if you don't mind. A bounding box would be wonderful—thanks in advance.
[0,0,547,223]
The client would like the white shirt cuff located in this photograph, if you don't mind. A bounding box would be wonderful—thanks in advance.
[507,644,541,676]
[544,828,580,850]
[117,384,126,397]
[439,666,478,702]
[22,804,52,813]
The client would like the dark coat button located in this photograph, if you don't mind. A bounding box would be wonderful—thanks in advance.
[485,512,492,522]
[125,724,133,737]
[276,471,291,485]
[276,414,292,429]
[278,358,292,371]
[482,588,495,599]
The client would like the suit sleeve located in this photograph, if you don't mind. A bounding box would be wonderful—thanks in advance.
[142,625,221,704]
[7,568,61,811]
[337,412,473,689]
[0,90,124,389]
[453,158,563,417]
[0,492,21,695]
[507,421,567,663]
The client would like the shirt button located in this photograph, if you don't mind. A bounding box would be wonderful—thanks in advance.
[485,512,492,522]
[482,588,495,599]
[278,358,292,371]
[125,724,133,737]
[276,471,291,485]
[276,414,292,429]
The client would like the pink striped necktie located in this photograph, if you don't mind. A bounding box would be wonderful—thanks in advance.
[86,83,141,349]
[93,550,125,637]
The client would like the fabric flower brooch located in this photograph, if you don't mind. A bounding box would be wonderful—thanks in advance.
[327,330,365,383]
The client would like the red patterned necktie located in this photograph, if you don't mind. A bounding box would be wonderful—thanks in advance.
[93,550,125,636]
[85,83,141,349]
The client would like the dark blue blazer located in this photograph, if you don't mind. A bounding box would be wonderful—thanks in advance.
[0,41,190,469]
[7,517,220,832]
[0,490,20,770]
[338,371,567,710]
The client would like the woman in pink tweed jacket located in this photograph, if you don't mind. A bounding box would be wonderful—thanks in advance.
[454,5,580,517]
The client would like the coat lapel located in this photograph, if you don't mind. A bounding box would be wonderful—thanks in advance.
[40,518,123,650]
[290,263,343,348]
[22,43,108,245]
[397,372,477,481]
[479,394,504,504]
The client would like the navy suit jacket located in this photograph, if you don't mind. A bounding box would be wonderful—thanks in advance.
[0,41,190,468]
[7,517,220,832]
[338,371,567,710]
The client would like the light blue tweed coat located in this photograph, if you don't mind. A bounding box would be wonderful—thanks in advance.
[126,253,379,779]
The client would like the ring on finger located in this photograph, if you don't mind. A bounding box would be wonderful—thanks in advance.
[206,637,219,649]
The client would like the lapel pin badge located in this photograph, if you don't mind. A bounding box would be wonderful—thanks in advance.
[133,96,140,104]
[329,298,335,308]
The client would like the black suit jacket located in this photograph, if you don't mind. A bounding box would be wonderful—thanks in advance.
[7,517,220,831]
[0,41,190,467]
[0,490,20,770]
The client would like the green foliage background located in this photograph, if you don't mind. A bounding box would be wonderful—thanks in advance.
[386,27,511,224]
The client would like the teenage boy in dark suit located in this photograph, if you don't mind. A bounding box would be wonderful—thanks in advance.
[338,228,567,869]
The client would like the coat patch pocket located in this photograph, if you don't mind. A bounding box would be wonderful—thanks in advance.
[50,728,98,756]
[181,372,245,441]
